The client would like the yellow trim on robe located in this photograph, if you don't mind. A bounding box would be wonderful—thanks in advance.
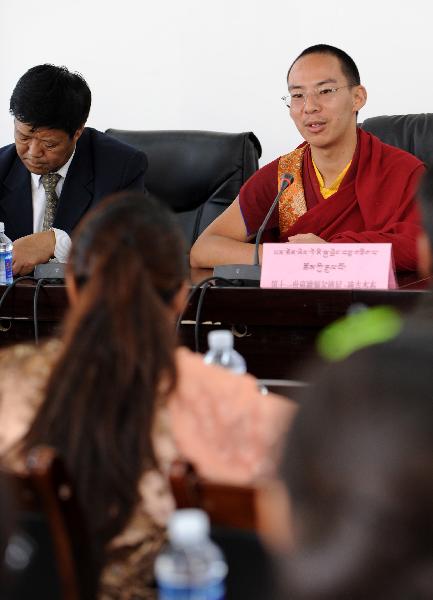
[312,159,352,199]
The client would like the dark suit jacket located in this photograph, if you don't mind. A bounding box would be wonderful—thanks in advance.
[0,127,147,241]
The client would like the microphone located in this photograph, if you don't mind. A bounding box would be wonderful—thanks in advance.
[213,173,294,285]
[34,262,66,280]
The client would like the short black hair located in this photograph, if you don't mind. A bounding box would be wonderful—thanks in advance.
[287,44,361,86]
[10,64,91,138]
[418,167,433,250]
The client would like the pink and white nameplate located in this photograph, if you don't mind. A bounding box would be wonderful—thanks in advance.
[260,243,396,290]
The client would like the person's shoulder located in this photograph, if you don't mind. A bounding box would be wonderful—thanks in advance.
[0,340,61,462]
[0,142,16,158]
[253,156,281,177]
[241,156,281,193]
[0,143,18,175]
[80,128,147,178]
[0,340,60,419]
[174,345,260,397]
[171,346,295,483]
[378,138,423,168]
[83,127,144,159]
[0,341,39,368]
[0,339,61,375]
[360,128,424,170]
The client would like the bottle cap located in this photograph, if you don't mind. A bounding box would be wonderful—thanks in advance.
[207,330,233,351]
[168,509,210,546]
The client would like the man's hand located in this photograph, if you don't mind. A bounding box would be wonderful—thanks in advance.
[13,231,56,275]
[287,233,327,244]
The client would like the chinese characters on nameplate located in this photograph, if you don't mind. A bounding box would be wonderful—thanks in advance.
[260,243,396,290]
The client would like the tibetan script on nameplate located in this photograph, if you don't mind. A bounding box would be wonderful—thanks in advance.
[260,243,396,290]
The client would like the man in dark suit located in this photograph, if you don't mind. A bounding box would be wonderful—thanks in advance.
[0,64,147,274]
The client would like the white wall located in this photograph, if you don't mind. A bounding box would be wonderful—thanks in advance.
[1,0,432,165]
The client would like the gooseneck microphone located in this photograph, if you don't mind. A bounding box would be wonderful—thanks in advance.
[252,172,294,266]
[213,172,294,285]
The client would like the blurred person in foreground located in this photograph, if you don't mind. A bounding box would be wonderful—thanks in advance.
[306,165,433,364]
[260,329,433,599]
[394,164,433,322]
[0,191,293,599]
[417,164,433,285]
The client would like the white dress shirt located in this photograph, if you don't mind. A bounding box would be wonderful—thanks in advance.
[30,151,75,263]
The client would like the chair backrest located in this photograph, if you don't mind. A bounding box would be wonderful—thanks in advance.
[105,129,262,249]
[169,460,259,531]
[360,113,433,166]
[169,461,280,600]
[1,446,96,600]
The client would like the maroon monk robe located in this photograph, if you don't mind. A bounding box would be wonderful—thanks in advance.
[239,128,425,271]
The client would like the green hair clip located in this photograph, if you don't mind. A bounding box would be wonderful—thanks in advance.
[317,305,403,362]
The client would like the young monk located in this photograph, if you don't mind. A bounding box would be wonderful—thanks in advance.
[191,44,424,272]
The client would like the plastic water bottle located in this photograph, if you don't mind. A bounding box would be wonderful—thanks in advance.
[0,223,13,285]
[203,330,247,375]
[155,509,227,599]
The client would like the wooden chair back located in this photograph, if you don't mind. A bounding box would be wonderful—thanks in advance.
[169,460,260,531]
[1,445,96,600]
[169,461,282,600]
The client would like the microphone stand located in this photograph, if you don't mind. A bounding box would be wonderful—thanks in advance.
[213,175,293,285]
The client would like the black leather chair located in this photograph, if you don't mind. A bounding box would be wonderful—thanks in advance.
[105,129,262,249]
[360,113,433,166]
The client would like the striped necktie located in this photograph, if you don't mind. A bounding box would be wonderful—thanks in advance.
[41,172,61,231]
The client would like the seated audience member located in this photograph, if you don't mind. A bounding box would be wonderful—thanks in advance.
[0,192,293,599]
[0,64,147,275]
[417,165,433,280]
[190,44,424,272]
[307,165,433,363]
[263,329,433,599]
[397,165,433,322]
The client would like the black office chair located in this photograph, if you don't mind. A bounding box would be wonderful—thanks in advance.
[360,113,433,166]
[105,129,262,249]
